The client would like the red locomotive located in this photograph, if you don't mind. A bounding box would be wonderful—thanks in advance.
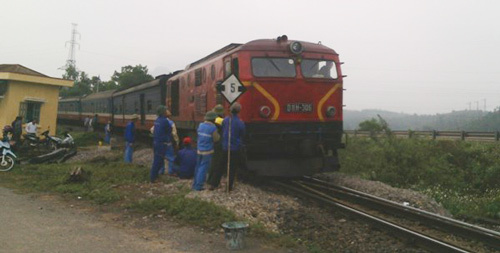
[166,36,344,176]
[57,36,344,176]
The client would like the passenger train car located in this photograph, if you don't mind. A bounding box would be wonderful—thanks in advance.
[112,74,173,131]
[57,36,344,177]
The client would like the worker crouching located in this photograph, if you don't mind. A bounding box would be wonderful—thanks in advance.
[172,137,196,179]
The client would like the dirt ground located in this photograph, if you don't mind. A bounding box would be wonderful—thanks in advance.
[0,186,296,253]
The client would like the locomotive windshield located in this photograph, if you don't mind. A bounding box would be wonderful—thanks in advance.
[301,59,338,79]
[252,58,296,78]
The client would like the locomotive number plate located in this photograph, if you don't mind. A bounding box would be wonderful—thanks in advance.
[286,103,313,113]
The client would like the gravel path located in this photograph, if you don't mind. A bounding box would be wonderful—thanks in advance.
[0,187,167,253]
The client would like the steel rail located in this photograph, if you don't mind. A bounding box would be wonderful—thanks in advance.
[274,180,470,253]
[300,176,500,250]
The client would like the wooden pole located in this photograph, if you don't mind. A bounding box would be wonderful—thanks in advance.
[226,116,232,193]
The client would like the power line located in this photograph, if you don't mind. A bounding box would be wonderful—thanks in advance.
[60,23,80,70]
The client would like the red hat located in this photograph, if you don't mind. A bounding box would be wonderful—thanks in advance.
[183,137,192,145]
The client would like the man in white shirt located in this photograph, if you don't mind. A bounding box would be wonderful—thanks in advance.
[25,119,38,136]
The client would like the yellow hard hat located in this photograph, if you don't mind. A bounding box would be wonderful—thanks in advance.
[215,117,224,126]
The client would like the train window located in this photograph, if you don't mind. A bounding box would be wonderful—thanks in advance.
[147,100,152,113]
[301,60,337,79]
[202,68,207,83]
[211,64,215,80]
[224,61,232,78]
[195,68,202,86]
[134,101,138,113]
[252,58,296,78]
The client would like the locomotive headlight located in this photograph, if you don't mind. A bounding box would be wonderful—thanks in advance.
[259,106,271,118]
[289,41,304,54]
[326,106,336,118]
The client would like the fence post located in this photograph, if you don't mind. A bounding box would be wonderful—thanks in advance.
[432,130,437,140]
[461,131,466,141]
[408,130,413,139]
[496,131,500,141]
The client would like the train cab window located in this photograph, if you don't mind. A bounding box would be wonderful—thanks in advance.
[232,58,239,78]
[301,59,338,79]
[211,64,215,80]
[252,57,296,78]
[195,68,202,86]
[224,61,232,78]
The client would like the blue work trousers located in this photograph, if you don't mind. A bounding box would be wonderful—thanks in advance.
[192,154,212,191]
[159,145,175,175]
[104,132,111,144]
[150,142,168,182]
[124,142,133,163]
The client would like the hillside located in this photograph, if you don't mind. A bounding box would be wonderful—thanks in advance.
[343,109,495,131]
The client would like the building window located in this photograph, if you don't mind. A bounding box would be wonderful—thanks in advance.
[19,101,41,123]
[0,80,8,97]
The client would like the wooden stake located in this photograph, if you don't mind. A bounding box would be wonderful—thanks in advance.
[226,116,232,193]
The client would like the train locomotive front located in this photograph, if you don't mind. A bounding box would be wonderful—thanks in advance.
[223,37,344,176]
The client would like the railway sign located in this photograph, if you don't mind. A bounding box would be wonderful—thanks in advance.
[217,74,246,105]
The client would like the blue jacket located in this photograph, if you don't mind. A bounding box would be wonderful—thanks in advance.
[222,114,245,151]
[124,122,135,143]
[174,146,196,178]
[153,116,172,143]
[197,121,218,153]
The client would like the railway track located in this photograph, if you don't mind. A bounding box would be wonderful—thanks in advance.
[274,177,500,253]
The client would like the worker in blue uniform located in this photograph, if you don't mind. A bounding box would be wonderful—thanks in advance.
[172,137,196,179]
[124,114,138,163]
[207,104,225,190]
[159,110,179,176]
[104,120,112,144]
[192,111,220,191]
[150,105,173,183]
[221,102,246,191]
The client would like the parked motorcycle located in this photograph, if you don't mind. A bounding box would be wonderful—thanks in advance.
[23,133,42,148]
[42,130,75,150]
[0,139,17,172]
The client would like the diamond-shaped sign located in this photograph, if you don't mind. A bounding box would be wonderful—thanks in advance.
[217,74,246,104]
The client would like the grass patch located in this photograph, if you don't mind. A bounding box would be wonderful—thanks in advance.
[0,161,148,204]
[128,195,237,228]
[340,137,500,220]
[71,131,102,147]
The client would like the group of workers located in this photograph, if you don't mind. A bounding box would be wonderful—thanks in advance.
[123,103,245,191]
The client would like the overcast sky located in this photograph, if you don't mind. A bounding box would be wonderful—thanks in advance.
[2,0,499,115]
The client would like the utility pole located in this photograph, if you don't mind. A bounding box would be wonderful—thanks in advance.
[60,23,80,71]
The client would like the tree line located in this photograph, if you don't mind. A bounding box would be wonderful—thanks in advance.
[350,109,500,132]
[60,64,155,98]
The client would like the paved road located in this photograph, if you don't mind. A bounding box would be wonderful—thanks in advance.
[0,187,167,253]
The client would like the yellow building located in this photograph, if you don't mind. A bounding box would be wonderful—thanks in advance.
[0,64,73,135]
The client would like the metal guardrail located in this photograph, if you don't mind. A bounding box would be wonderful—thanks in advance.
[345,130,500,142]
